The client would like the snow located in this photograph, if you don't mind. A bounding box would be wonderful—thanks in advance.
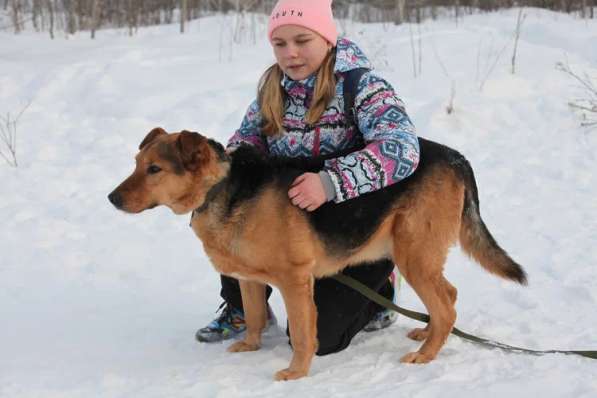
[1,8,596,398]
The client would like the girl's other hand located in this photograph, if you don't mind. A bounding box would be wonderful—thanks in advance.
[288,173,326,211]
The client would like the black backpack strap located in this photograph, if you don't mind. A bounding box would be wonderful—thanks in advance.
[342,67,369,127]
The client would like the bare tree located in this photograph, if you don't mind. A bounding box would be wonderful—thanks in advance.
[407,8,424,80]
[556,60,597,130]
[478,35,509,91]
[431,36,456,114]
[511,8,526,74]
[90,0,101,38]
[417,20,422,76]
[126,0,139,36]
[0,103,30,168]
[10,0,23,33]
[394,0,405,24]
[47,0,54,39]
[446,81,456,114]
[65,0,77,35]
[180,0,187,33]
[409,21,417,78]
[31,0,41,31]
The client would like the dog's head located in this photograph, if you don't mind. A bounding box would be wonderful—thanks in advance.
[108,127,227,215]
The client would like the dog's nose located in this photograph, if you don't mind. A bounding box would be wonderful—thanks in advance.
[108,191,123,208]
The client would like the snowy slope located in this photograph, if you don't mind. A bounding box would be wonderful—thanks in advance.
[1,8,596,398]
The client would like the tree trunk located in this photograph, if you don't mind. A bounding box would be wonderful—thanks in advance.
[394,0,405,24]
[32,0,40,31]
[91,0,101,39]
[181,0,187,33]
[47,0,54,39]
[67,0,77,34]
[415,0,421,23]
[76,0,85,32]
[127,0,137,36]
[11,0,21,33]
[511,8,525,74]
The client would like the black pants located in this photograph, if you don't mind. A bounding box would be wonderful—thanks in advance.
[219,259,395,356]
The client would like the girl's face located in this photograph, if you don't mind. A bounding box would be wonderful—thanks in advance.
[271,25,333,81]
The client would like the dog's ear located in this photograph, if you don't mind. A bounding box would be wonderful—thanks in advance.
[139,127,167,150]
[176,130,209,172]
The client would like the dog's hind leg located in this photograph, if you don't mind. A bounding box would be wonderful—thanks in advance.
[228,280,267,353]
[275,272,317,381]
[406,277,457,342]
[395,251,457,363]
[391,168,463,362]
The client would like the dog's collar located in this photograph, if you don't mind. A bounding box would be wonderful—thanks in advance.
[191,177,229,217]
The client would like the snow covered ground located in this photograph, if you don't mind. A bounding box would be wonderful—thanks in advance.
[1,8,596,398]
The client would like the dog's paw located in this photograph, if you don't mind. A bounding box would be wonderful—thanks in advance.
[407,327,430,341]
[400,351,434,364]
[274,368,308,381]
[227,341,260,353]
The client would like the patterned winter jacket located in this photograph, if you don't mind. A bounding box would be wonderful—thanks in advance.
[226,37,420,203]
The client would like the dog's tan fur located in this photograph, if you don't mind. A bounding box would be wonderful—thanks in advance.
[109,128,525,381]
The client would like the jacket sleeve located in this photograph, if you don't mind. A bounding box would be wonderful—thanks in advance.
[323,71,420,203]
[226,99,269,154]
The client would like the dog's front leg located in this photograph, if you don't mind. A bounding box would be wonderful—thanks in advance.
[227,280,266,353]
[275,274,317,381]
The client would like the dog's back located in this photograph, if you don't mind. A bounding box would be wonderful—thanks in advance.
[226,138,527,285]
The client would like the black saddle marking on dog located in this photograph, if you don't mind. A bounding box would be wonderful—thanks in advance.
[225,138,473,257]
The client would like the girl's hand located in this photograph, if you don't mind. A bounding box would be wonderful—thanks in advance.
[288,173,326,212]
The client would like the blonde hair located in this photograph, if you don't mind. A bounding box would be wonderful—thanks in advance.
[258,50,337,137]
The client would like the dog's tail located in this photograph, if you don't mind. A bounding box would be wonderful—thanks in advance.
[457,157,528,285]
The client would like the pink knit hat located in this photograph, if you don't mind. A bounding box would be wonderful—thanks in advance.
[267,0,338,45]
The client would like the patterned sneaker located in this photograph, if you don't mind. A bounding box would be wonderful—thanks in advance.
[195,302,277,343]
[363,271,401,332]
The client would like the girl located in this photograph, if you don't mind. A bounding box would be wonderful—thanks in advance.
[196,0,420,356]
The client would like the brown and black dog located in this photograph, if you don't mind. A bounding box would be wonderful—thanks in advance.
[108,127,527,381]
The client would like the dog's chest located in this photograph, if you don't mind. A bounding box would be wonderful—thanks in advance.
[190,215,244,274]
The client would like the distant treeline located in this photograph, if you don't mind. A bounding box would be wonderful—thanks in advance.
[2,0,595,38]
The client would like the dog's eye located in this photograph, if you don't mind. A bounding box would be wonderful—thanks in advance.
[147,165,162,174]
